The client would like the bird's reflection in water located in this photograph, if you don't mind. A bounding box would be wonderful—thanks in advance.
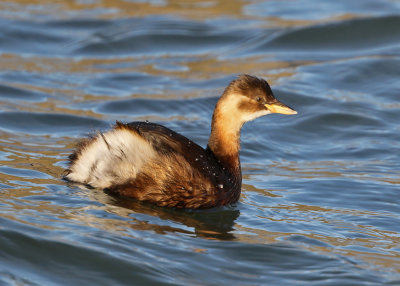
[89,189,240,240]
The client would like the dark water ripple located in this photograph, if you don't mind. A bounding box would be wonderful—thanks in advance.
[97,97,216,119]
[0,84,49,102]
[0,1,400,285]
[243,15,400,60]
[0,18,70,55]
[271,16,400,51]
[245,0,400,20]
[0,112,106,135]
[0,217,387,286]
[72,18,248,57]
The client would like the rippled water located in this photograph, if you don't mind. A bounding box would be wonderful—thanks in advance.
[1,0,400,285]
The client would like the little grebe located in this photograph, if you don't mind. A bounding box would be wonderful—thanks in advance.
[64,74,296,209]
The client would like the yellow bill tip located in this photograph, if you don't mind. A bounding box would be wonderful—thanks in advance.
[264,102,297,115]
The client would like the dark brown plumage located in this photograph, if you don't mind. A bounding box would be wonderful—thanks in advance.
[64,74,296,209]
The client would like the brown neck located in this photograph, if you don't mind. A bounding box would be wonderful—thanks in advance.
[207,100,243,172]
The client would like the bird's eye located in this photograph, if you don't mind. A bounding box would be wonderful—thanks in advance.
[256,96,261,102]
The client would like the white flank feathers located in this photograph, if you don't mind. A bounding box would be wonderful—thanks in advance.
[66,128,155,188]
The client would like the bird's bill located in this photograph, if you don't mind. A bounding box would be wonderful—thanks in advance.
[264,101,297,115]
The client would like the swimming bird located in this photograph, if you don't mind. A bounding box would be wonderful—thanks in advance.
[64,74,296,209]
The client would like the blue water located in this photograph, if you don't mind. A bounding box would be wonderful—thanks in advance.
[0,0,400,285]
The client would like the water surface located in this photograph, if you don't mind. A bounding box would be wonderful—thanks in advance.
[0,0,399,285]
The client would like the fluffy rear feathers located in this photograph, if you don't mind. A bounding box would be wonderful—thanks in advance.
[65,126,156,189]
